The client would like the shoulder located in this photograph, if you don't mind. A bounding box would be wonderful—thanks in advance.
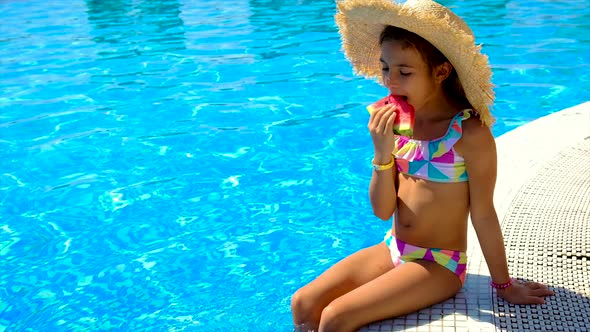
[457,116,496,157]
[463,117,492,141]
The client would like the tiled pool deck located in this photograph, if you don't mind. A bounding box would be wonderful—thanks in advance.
[360,101,590,332]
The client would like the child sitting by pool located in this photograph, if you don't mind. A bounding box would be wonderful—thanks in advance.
[291,0,554,331]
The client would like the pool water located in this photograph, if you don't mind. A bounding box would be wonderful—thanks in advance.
[0,0,588,330]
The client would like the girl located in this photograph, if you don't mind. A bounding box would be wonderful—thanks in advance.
[291,0,554,331]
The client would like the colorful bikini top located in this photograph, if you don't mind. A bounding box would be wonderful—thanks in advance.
[394,110,474,183]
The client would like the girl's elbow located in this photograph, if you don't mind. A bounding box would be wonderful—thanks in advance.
[373,209,394,221]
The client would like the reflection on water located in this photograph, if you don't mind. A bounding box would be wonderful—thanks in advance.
[85,0,133,44]
[83,0,192,126]
[248,0,336,37]
[86,0,185,53]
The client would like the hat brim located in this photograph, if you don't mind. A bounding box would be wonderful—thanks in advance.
[336,0,495,127]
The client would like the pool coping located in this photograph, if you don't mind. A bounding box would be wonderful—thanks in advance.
[361,101,590,332]
[492,101,590,225]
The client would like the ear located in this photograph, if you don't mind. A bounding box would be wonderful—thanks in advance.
[434,62,453,84]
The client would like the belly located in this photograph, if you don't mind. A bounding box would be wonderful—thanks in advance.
[393,174,470,251]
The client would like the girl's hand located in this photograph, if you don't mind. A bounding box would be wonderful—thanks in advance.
[368,104,397,162]
[497,280,555,304]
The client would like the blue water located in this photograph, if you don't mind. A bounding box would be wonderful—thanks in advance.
[0,0,588,330]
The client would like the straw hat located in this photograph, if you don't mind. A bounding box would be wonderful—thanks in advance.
[335,0,495,127]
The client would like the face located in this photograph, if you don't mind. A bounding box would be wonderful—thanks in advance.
[380,40,449,111]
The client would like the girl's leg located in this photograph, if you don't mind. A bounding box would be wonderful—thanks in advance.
[291,242,394,331]
[318,259,463,332]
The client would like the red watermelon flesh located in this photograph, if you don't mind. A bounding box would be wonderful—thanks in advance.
[366,95,415,136]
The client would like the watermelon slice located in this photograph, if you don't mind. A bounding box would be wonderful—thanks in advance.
[366,95,415,137]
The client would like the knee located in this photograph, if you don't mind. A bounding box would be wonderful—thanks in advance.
[319,303,354,332]
[291,287,316,325]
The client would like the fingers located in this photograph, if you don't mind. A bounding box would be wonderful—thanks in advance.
[524,282,555,296]
[384,109,397,134]
[368,104,387,128]
[499,281,556,305]
[530,288,555,297]
[524,296,545,305]
[524,281,542,289]
[525,282,550,291]
[369,105,396,135]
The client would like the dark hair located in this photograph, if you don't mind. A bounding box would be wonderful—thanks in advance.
[379,26,472,110]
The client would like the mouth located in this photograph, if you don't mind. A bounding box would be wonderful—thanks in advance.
[391,95,408,102]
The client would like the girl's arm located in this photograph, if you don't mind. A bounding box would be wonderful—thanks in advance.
[461,119,554,304]
[369,161,397,220]
[367,104,398,220]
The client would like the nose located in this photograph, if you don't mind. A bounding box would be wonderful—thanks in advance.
[384,71,402,93]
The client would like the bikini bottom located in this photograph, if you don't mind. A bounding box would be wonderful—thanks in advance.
[384,230,468,285]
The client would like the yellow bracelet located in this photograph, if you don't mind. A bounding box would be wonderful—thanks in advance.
[372,154,395,171]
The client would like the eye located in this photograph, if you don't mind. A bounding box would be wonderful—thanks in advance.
[381,67,389,72]
[400,71,412,76]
